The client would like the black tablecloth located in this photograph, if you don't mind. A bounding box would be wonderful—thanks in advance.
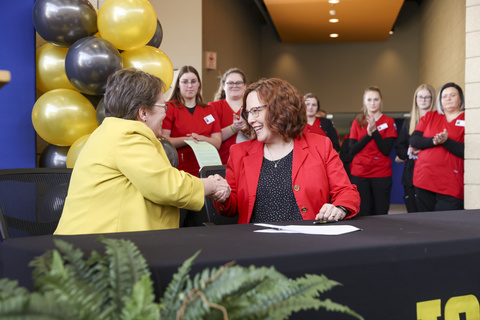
[2,210,480,319]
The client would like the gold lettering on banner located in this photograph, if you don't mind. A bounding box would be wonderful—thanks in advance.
[417,295,480,320]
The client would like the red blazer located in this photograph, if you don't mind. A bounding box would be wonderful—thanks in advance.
[215,133,360,223]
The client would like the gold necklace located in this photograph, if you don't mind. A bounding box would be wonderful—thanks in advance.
[265,140,293,168]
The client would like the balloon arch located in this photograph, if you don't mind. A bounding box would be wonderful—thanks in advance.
[33,0,174,168]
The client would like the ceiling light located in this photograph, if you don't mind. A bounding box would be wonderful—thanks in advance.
[330,33,339,38]
[329,10,336,15]
[328,0,340,3]
[329,18,339,23]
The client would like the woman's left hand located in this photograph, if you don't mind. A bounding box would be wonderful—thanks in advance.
[433,129,448,145]
[315,204,346,221]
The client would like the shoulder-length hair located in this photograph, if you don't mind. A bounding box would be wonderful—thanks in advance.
[409,84,436,135]
[168,65,207,108]
[436,82,465,114]
[241,78,307,141]
[104,68,165,120]
[213,68,247,101]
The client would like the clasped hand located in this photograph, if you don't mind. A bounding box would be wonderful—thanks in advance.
[433,129,448,145]
[206,174,231,203]
[366,114,377,136]
[186,133,206,143]
[232,116,246,132]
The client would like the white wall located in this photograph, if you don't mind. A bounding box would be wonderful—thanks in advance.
[96,0,203,99]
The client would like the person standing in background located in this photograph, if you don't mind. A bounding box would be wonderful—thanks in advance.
[395,84,435,213]
[302,93,340,152]
[209,68,248,165]
[349,87,397,216]
[162,65,222,177]
[410,82,465,212]
[162,66,223,227]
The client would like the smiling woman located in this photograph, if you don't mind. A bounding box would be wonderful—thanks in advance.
[214,78,360,224]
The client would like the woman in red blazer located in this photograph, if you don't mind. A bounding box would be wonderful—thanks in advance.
[214,78,360,223]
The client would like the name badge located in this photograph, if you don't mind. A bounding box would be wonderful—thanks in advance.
[377,123,388,131]
[455,119,465,127]
[204,114,215,124]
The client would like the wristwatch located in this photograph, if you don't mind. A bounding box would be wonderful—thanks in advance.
[336,205,349,216]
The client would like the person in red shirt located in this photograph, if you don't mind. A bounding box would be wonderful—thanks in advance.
[302,93,340,151]
[214,78,360,223]
[162,65,222,177]
[410,82,465,211]
[162,66,222,227]
[208,68,248,165]
[349,86,397,216]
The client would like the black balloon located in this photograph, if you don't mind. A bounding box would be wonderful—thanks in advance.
[96,97,106,125]
[32,0,98,47]
[39,144,69,168]
[65,37,123,95]
[147,19,164,48]
[158,136,178,168]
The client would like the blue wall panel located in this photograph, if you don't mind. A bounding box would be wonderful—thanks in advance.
[0,1,36,168]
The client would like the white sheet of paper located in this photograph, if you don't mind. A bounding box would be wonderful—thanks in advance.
[254,223,361,235]
[184,140,222,168]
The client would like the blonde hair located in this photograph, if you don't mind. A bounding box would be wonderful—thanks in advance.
[408,84,435,135]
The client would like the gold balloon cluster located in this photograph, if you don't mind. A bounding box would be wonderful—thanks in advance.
[33,0,174,168]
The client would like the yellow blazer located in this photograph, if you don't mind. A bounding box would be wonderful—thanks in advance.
[55,117,204,235]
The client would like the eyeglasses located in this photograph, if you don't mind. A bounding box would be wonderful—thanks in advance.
[417,96,432,101]
[243,105,267,119]
[154,103,168,111]
[225,81,245,87]
[179,79,199,86]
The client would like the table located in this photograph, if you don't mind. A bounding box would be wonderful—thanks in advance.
[2,210,480,319]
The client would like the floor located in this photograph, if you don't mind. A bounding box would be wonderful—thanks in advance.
[388,203,407,214]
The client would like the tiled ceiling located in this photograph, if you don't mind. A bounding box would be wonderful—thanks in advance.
[262,0,405,43]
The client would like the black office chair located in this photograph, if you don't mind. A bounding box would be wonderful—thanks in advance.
[198,165,238,225]
[0,168,72,241]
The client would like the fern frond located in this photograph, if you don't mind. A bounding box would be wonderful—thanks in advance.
[121,275,160,320]
[100,237,152,319]
[159,250,200,319]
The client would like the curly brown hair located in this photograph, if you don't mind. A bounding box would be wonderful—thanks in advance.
[241,78,307,141]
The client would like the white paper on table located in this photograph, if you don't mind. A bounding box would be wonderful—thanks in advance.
[184,140,222,168]
[254,223,361,235]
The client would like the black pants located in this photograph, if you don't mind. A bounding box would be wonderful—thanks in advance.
[414,187,464,212]
[350,175,392,216]
[403,185,419,213]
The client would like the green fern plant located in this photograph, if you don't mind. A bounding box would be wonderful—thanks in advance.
[0,237,363,320]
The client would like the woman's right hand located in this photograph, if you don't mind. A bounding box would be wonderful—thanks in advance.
[202,175,231,203]
[366,114,377,136]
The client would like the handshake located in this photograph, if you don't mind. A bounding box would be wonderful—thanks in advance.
[202,175,231,203]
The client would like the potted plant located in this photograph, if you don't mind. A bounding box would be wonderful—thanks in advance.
[0,237,363,319]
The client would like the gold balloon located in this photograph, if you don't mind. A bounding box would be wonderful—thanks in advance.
[66,134,91,168]
[98,0,157,51]
[36,43,78,93]
[32,89,98,146]
[121,46,174,91]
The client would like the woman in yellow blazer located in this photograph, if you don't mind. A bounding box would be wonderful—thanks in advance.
[55,68,230,235]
